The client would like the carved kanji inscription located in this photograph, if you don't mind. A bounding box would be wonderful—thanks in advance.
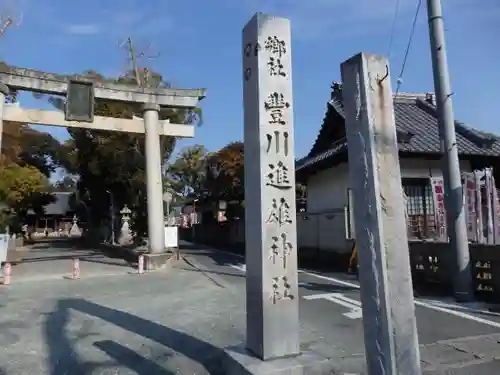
[264,36,287,77]
[266,161,291,189]
[270,275,294,304]
[269,233,293,269]
[266,197,292,226]
[264,92,290,125]
[266,131,289,156]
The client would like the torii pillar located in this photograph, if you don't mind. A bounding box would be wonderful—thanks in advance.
[0,65,205,268]
[143,103,164,255]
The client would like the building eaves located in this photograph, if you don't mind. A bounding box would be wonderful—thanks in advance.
[298,89,500,174]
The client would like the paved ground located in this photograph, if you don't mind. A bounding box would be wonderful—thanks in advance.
[0,259,246,374]
[3,240,135,283]
[1,240,500,374]
[179,242,500,374]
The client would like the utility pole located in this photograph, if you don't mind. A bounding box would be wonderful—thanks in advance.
[126,37,142,87]
[0,18,12,37]
[426,0,473,301]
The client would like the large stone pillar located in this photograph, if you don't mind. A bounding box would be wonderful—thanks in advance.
[222,12,332,375]
[0,83,10,151]
[143,103,165,254]
[243,13,299,361]
[341,53,421,375]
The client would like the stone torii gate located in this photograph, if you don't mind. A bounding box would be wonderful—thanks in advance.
[0,65,205,267]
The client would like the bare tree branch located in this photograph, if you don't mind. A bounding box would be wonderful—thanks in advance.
[0,17,12,37]
[0,0,23,37]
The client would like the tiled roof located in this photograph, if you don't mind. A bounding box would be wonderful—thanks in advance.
[44,192,73,216]
[297,88,500,173]
[296,139,347,171]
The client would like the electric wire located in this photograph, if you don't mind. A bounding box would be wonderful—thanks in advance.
[395,0,423,97]
[387,0,403,58]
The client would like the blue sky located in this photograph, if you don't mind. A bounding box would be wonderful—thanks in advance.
[1,0,499,161]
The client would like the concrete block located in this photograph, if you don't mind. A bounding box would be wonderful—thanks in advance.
[222,345,337,375]
[142,252,176,271]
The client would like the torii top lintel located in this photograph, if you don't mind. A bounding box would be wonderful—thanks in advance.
[0,64,206,108]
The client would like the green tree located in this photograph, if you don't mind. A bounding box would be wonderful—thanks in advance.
[202,141,305,218]
[44,68,202,236]
[0,96,62,230]
[166,144,209,200]
[0,159,54,231]
[204,141,244,202]
[2,116,64,176]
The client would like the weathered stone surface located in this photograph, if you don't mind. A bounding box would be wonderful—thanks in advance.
[0,64,205,107]
[341,53,421,374]
[242,12,300,361]
[143,252,176,271]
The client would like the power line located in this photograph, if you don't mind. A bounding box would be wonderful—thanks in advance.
[387,0,402,58]
[395,0,423,96]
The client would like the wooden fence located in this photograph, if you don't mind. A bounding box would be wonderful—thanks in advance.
[410,241,500,302]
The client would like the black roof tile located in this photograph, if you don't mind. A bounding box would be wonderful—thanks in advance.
[297,85,500,173]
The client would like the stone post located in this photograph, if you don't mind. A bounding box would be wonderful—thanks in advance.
[242,13,299,361]
[341,53,421,375]
[143,103,165,253]
[222,14,332,375]
[243,13,300,360]
[0,83,10,151]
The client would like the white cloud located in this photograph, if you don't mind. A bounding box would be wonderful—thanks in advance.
[65,23,101,35]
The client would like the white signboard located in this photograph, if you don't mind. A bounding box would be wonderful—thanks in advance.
[0,234,8,263]
[164,226,178,248]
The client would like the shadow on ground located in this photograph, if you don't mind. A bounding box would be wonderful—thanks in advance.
[180,242,479,302]
[179,243,241,269]
[179,242,350,273]
[43,298,227,375]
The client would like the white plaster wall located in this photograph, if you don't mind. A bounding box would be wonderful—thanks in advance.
[307,163,350,213]
[301,157,473,253]
[399,158,472,179]
[301,163,350,252]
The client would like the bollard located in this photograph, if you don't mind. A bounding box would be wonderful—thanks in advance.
[2,262,11,285]
[72,258,80,280]
[138,255,144,275]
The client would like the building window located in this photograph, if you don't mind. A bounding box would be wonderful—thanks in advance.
[346,179,439,240]
[402,178,437,239]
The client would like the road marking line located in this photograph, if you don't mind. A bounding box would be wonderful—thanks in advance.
[229,264,246,272]
[202,245,500,328]
[304,292,362,319]
[418,299,500,317]
[300,271,500,329]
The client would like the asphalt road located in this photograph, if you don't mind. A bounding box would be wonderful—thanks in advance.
[180,242,500,374]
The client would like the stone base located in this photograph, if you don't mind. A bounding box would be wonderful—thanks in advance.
[222,345,336,375]
[142,252,177,271]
